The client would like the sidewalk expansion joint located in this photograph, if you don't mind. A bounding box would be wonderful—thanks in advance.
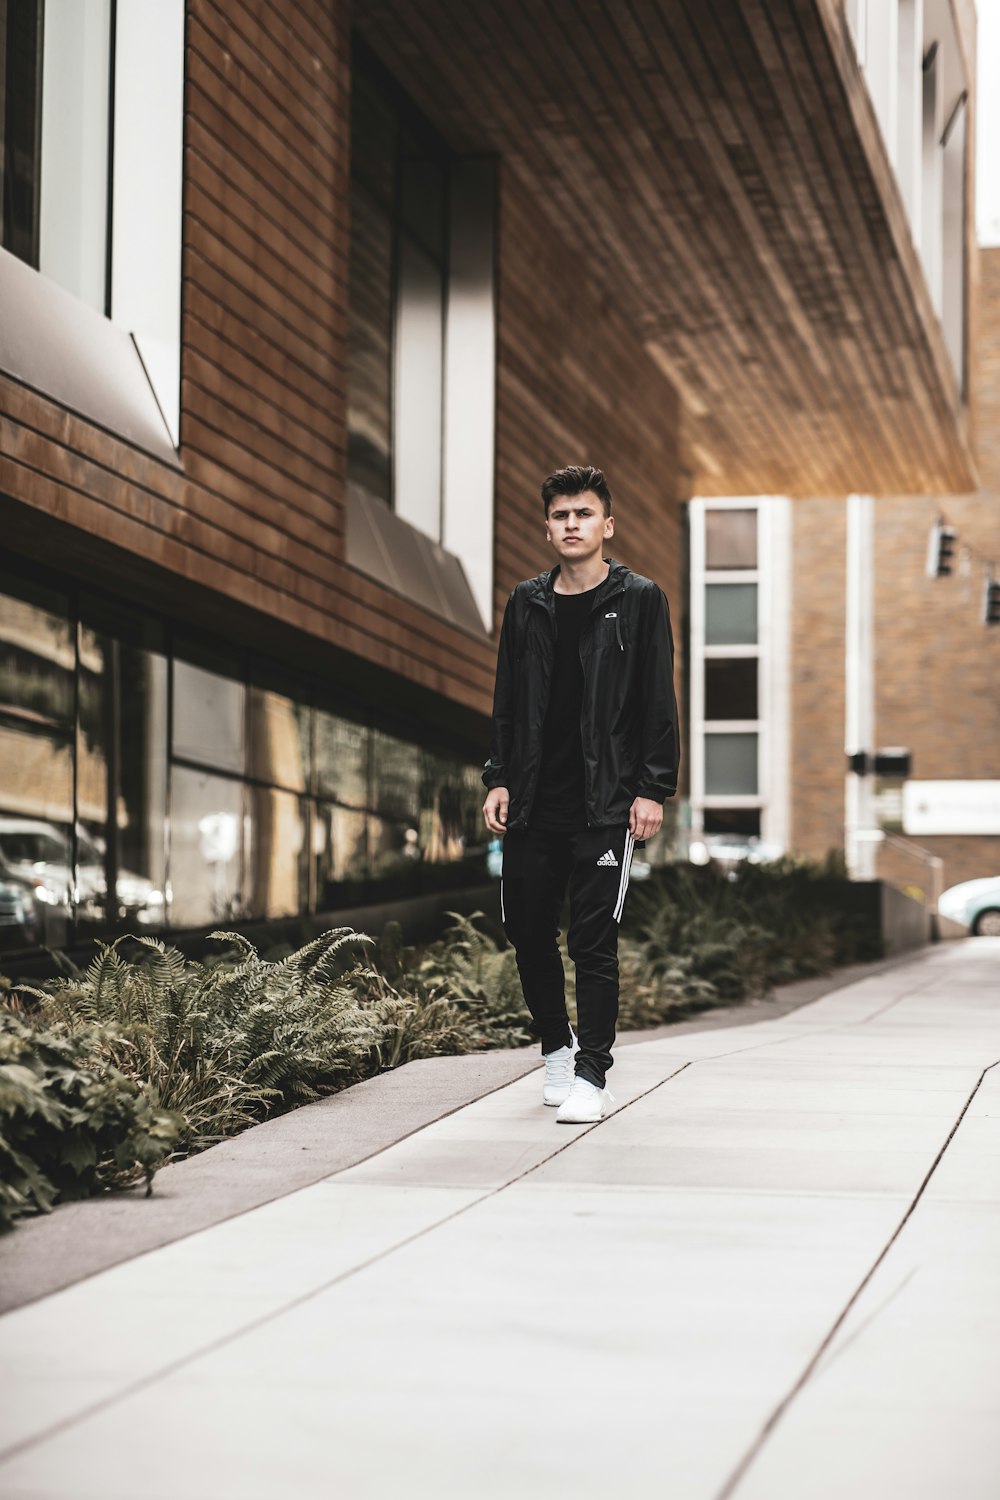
[0,1059,694,1467]
[713,1053,1000,1500]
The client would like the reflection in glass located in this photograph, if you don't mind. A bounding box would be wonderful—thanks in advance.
[314,802,368,909]
[705,659,758,721]
[315,711,369,806]
[76,626,110,928]
[117,646,168,926]
[249,688,310,793]
[705,733,758,796]
[169,768,244,928]
[369,814,419,878]
[419,754,481,864]
[246,787,307,920]
[705,509,757,570]
[0,584,74,722]
[705,584,757,645]
[0,720,73,948]
[172,658,245,774]
[371,729,420,821]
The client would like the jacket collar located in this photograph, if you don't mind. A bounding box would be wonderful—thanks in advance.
[526,557,631,608]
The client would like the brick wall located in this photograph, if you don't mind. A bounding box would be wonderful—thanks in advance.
[789,498,848,862]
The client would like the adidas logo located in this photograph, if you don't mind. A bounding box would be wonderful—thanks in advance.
[597,848,619,867]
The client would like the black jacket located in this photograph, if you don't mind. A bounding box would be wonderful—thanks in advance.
[482,558,680,831]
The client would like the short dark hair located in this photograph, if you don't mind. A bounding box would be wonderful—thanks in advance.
[541,465,613,517]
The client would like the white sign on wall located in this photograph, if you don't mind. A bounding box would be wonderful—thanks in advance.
[902,781,1000,836]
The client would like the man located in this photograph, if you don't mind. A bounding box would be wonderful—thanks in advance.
[482,464,680,1124]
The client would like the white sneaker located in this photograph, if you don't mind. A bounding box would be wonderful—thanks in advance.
[556,1075,616,1124]
[542,1029,579,1106]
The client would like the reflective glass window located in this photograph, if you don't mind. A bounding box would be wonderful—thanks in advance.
[0,582,74,723]
[248,687,310,793]
[703,808,762,837]
[705,583,757,645]
[314,802,368,909]
[246,787,308,920]
[0,725,73,950]
[705,509,757,570]
[172,658,246,774]
[369,814,420,879]
[419,753,482,864]
[705,659,758,721]
[315,711,369,807]
[168,767,244,929]
[117,644,168,929]
[371,728,421,822]
[75,625,111,930]
[704,733,758,796]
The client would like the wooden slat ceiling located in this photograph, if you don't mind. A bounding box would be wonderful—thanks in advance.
[354,0,975,498]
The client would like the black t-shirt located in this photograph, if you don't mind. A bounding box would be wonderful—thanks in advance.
[531,585,600,832]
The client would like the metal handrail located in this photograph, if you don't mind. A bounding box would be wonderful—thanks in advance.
[856,827,944,910]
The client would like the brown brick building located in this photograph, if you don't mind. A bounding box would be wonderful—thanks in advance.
[0,0,981,957]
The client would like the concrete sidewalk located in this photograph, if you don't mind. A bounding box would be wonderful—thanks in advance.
[1,940,998,1499]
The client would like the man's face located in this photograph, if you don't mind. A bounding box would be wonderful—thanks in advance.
[545,491,614,561]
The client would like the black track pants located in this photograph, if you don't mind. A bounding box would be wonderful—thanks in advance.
[500,823,636,1088]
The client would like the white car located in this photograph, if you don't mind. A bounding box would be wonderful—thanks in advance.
[938,878,1000,937]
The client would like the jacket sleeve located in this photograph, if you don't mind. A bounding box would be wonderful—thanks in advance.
[482,591,517,791]
[634,584,680,802]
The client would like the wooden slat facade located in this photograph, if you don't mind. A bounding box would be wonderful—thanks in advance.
[355,0,975,498]
[0,0,973,758]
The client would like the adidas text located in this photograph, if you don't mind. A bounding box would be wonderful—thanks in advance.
[597,849,619,867]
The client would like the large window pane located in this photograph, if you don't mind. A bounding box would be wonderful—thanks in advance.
[314,802,368,909]
[1,0,43,265]
[117,644,167,928]
[705,509,757,570]
[246,787,307,920]
[172,658,245,774]
[0,724,73,949]
[371,728,421,821]
[315,711,369,807]
[420,753,482,864]
[248,687,310,793]
[169,768,244,928]
[0,582,74,723]
[705,658,758,721]
[705,732,758,796]
[705,583,757,645]
[75,625,111,929]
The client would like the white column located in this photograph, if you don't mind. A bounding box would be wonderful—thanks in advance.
[39,0,113,313]
[895,0,924,239]
[865,0,900,165]
[760,498,792,856]
[845,494,876,879]
[921,50,943,314]
[111,0,185,446]
[941,96,967,391]
[441,159,497,631]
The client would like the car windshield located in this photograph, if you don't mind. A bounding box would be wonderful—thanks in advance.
[0,831,68,866]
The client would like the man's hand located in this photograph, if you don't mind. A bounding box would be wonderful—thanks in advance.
[483,787,510,835]
[629,796,662,841]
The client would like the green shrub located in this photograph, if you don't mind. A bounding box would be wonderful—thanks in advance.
[0,1011,181,1231]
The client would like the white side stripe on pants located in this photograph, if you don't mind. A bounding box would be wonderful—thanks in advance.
[613,830,635,923]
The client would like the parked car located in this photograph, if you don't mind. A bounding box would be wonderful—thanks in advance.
[937,878,1000,936]
[0,817,163,940]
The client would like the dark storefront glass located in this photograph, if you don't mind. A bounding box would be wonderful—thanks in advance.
[0,582,75,949]
[0,569,487,952]
[1,0,44,266]
[169,766,245,930]
[249,686,310,793]
[173,657,246,774]
[315,710,369,807]
[246,787,308,920]
[314,802,369,910]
